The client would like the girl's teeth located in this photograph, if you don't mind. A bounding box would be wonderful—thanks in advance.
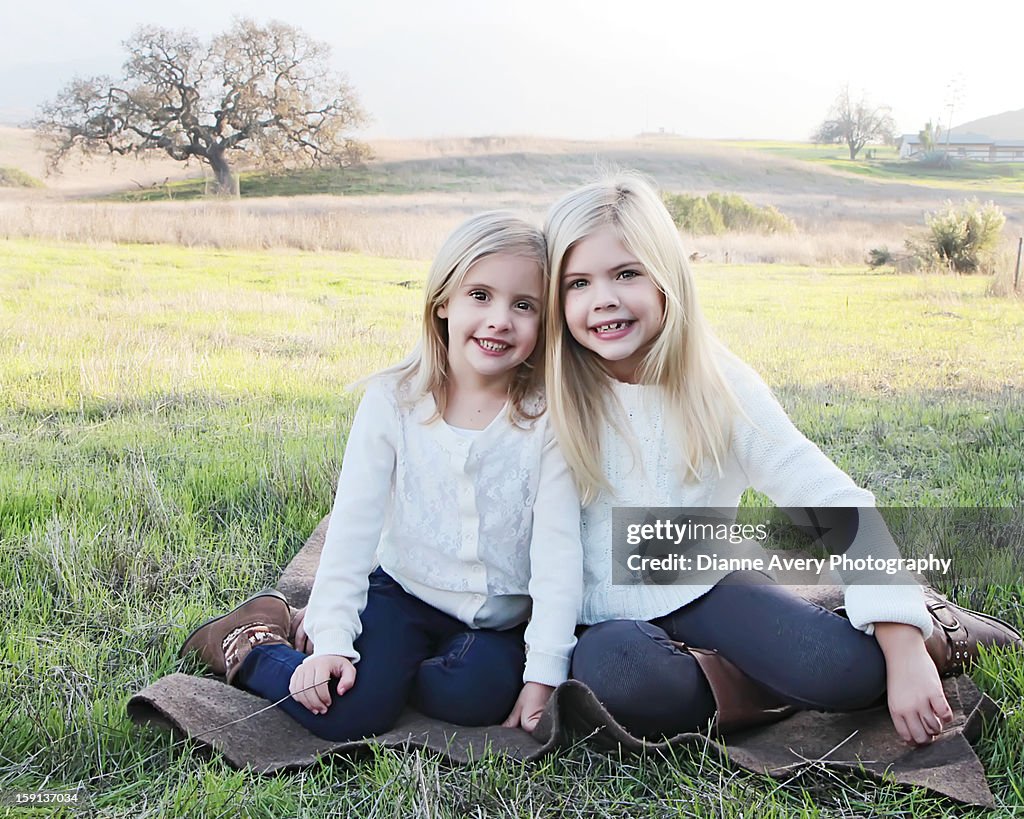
[597,322,627,333]
[478,339,508,351]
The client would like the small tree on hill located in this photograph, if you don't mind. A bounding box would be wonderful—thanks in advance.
[812,86,896,160]
[36,19,368,195]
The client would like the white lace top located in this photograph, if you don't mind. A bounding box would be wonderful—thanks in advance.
[579,356,933,638]
[305,376,583,687]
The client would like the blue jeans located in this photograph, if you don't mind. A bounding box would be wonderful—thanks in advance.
[235,569,526,741]
[571,570,887,738]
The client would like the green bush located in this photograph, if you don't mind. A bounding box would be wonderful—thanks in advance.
[920,199,1005,273]
[866,245,920,274]
[915,151,954,169]
[662,191,793,235]
[707,192,793,234]
[663,193,724,234]
[867,246,895,268]
[0,166,44,188]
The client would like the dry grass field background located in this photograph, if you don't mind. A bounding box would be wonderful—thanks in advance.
[3,125,1023,268]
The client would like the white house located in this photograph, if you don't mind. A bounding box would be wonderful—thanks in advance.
[898,134,1024,162]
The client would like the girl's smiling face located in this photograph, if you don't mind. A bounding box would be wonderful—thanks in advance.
[561,225,665,383]
[438,253,543,388]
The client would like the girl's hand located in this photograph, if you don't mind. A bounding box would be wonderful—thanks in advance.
[289,654,356,714]
[501,682,555,732]
[874,622,954,745]
[290,606,314,655]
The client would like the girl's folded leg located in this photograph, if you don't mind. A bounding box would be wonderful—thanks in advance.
[412,627,525,725]
[235,570,443,742]
[571,619,716,739]
[655,569,887,711]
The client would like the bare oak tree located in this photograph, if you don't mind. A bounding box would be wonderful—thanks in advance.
[37,19,368,194]
[812,86,896,161]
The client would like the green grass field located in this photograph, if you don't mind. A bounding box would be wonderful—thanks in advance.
[2,239,1023,816]
[109,165,463,202]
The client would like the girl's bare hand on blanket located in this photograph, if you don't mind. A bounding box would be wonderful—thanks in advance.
[874,622,954,746]
[501,682,555,732]
[290,606,314,655]
[289,654,356,714]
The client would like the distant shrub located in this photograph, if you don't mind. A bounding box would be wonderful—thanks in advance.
[866,245,919,273]
[918,199,1006,273]
[0,167,43,188]
[707,193,793,234]
[662,192,793,236]
[867,246,894,267]
[663,193,724,234]
[915,151,954,169]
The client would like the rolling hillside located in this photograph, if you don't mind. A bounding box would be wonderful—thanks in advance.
[951,108,1024,141]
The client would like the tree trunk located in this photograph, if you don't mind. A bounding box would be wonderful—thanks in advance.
[207,148,237,197]
[848,141,859,160]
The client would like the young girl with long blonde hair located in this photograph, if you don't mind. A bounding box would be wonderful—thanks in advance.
[180,211,581,739]
[543,174,1020,744]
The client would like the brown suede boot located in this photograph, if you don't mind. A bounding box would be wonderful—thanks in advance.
[674,642,795,734]
[178,589,292,684]
[923,589,1024,677]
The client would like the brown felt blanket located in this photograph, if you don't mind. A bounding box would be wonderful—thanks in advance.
[129,517,1002,808]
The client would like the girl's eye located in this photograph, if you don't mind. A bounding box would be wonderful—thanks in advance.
[469,290,488,301]
[514,301,535,312]
[565,279,587,290]
[618,269,640,280]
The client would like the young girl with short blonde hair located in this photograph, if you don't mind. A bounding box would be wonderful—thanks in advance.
[181,211,582,739]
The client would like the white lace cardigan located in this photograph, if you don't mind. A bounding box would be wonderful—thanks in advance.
[304,376,583,687]
[578,356,933,638]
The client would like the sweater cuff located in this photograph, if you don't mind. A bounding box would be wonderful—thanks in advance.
[311,629,360,663]
[524,650,570,687]
[842,584,933,639]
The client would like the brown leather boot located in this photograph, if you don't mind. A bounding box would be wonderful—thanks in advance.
[178,589,292,684]
[923,589,1024,678]
[676,643,795,733]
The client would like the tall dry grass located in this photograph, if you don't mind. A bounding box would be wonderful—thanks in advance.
[687,221,909,266]
[985,242,1024,297]
[0,196,915,265]
[0,199,478,259]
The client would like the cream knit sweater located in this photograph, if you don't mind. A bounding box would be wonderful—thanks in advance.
[578,356,933,638]
[305,376,583,687]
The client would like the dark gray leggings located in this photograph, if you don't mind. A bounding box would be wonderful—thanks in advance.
[571,571,887,738]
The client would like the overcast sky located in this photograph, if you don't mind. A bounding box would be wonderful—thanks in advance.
[1,0,1018,139]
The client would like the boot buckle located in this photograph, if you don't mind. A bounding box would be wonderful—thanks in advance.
[928,601,962,633]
